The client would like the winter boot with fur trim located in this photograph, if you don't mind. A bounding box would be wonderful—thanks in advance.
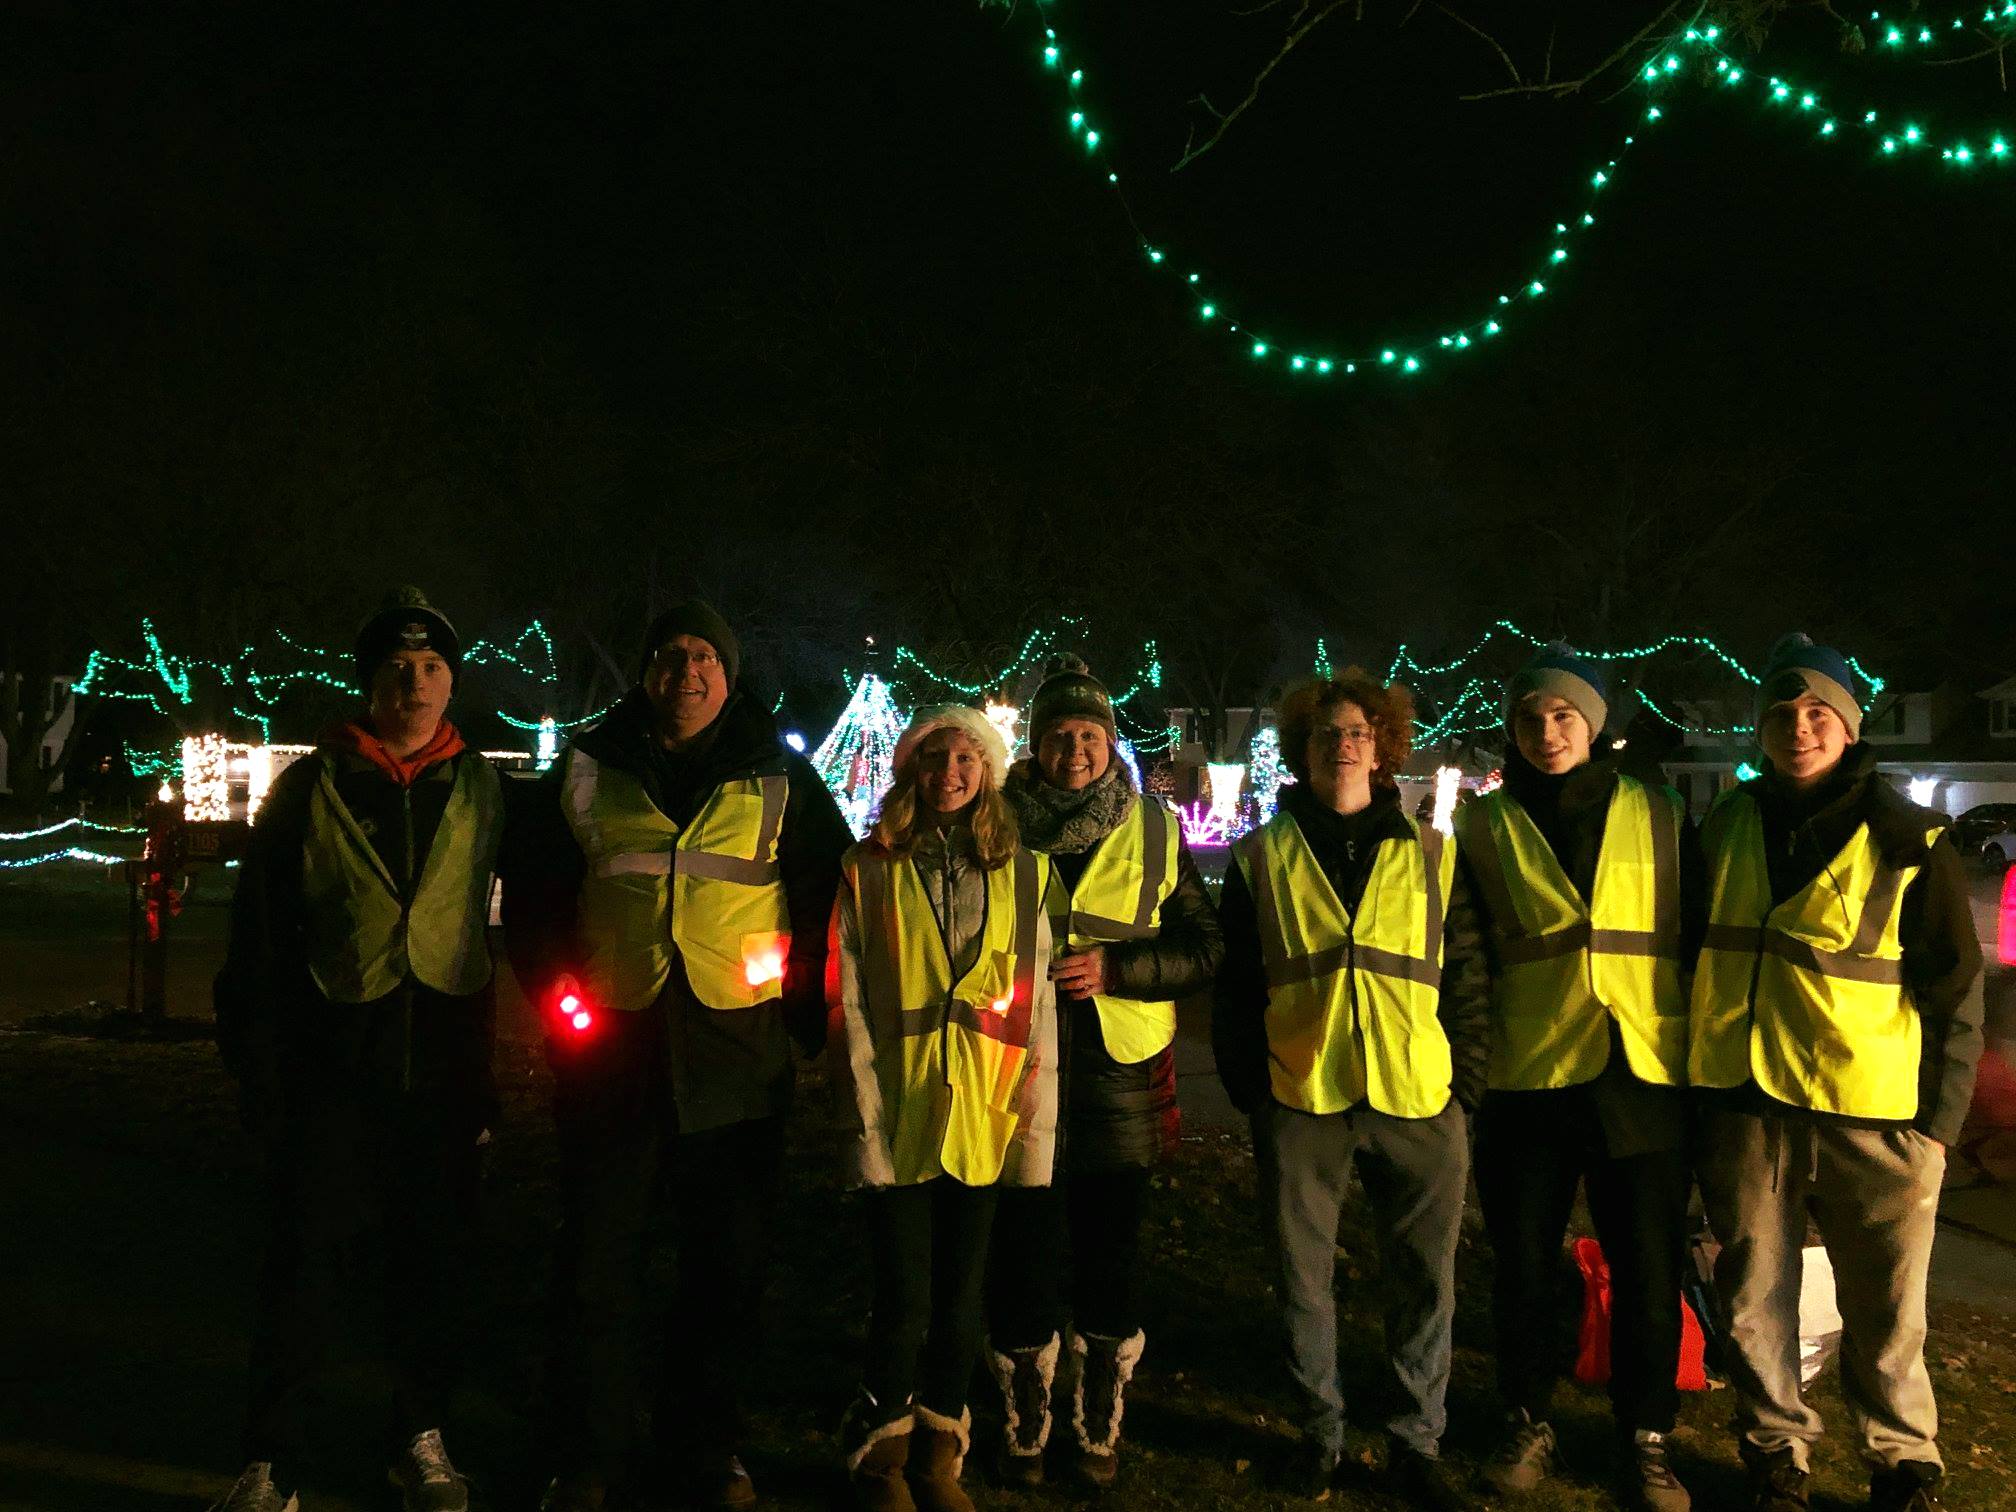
[1070,1328,1145,1490]
[987,1334,1060,1486]
[906,1406,976,1512]
[842,1397,916,1512]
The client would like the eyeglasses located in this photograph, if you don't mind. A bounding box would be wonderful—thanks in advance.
[653,648,720,670]
[1317,726,1377,747]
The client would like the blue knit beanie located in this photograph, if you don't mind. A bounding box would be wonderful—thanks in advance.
[1757,632,1862,742]
[1504,642,1609,735]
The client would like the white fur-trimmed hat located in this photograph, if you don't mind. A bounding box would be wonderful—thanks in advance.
[893,704,1010,789]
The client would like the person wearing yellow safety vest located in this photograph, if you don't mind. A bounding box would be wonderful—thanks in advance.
[1213,671,1490,1511]
[210,587,503,1512]
[498,601,852,1512]
[1454,644,1704,1512]
[829,705,1059,1512]
[984,656,1223,1490]
[1692,635,1984,1512]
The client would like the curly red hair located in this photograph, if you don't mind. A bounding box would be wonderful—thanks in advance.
[1277,668,1416,790]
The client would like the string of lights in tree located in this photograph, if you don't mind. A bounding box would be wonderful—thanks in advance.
[1666,24,2016,166]
[1030,9,2015,381]
[1857,3,2016,55]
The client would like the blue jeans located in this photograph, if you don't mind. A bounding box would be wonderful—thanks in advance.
[1252,1099,1469,1457]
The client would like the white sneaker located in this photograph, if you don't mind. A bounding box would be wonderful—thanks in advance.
[388,1428,471,1512]
[207,1461,298,1512]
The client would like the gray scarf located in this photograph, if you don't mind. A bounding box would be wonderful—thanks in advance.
[1006,761,1137,855]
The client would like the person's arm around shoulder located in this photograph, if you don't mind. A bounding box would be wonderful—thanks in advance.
[780,754,855,1058]
[497,764,588,1016]
[1106,822,1226,1001]
[1437,852,1492,1112]
[1903,831,1986,1145]
[1211,858,1272,1116]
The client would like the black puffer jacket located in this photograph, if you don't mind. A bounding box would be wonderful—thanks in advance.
[498,688,853,1133]
[1703,743,1984,1144]
[1007,764,1225,1172]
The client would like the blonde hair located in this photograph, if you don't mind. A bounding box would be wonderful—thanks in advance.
[871,730,1021,870]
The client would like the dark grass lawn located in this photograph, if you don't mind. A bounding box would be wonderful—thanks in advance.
[2,1030,2013,1512]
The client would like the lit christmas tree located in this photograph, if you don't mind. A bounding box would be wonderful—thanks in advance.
[812,671,907,837]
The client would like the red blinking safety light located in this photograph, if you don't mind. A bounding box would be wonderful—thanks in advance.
[744,951,786,988]
[556,988,594,1034]
[989,996,1012,1015]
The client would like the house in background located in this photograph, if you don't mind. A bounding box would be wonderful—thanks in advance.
[0,675,77,796]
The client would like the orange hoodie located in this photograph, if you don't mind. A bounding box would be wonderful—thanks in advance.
[323,718,468,787]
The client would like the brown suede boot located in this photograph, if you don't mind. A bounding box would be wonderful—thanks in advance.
[906,1406,976,1512]
[844,1406,915,1512]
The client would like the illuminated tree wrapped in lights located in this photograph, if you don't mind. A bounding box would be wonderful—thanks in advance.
[812,671,907,838]
[1249,724,1290,825]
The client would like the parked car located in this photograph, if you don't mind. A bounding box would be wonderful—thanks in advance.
[1948,803,2016,860]
[1981,823,2016,874]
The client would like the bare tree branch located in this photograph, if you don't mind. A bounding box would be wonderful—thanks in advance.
[1433,3,1524,85]
[1172,0,1353,171]
[1457,0,1685,100]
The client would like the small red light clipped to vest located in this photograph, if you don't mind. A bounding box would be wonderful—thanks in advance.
[989,995,1012,1015]
[552,976,595,1036]
[740,933,790,990]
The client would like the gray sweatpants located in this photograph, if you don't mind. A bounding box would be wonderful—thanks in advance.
[1251,1099,1469,1458]
[1696,1108,1946,1472]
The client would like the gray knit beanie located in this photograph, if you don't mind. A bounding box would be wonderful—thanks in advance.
[1504,641,1609,735]
[1757,632,1863,742]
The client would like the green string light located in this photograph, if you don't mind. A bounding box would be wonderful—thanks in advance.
[1863,3,2016,55]
[1026,10,2016,382]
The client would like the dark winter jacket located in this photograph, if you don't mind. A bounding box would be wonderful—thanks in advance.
[213,741,501,1142]
[1703,743,1984,1145]
[1213,783,1493,1118]
[1461,749,1707,1159]
[499,688,852,1134]
[1007,761,1224,1171]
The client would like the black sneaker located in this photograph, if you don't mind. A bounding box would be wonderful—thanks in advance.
[1746,1447,1809,1512]
[1870,1461,1944,1512]
[1482,1409,1555,1495]
[1287,1441,1340,1502]
[1386,1439,1472,1511]
[1623,1431,1691,1512]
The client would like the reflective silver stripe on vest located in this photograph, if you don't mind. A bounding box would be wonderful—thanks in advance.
[1067,798,1170,940]
[1251,824,1442,990]
[1465,786,1680,963]
[592,773,787,884]
[1700,922,1907,986]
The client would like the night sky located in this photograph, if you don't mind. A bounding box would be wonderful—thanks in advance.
[8,0,2014,743]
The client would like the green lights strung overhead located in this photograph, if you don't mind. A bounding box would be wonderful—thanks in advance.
[1028,4,2016,382]
[1380,618,1886,744]
[1861,3,2016,55]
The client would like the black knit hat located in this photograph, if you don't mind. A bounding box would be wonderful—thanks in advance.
[1028,654,1116,746]
[354,586,461,688]
[640,598,740,689]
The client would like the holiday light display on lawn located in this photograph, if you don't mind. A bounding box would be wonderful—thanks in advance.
[813,671,907,837]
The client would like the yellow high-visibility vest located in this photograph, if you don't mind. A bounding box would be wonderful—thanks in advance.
[1455,776,1687,1091]
[300,753,501,1002]
[1047,795,1182,1065]
[844,845,1054,1186]
[1689,788,1934,1119]
[562,748,792,1012]
[1233,808,1455,1118]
